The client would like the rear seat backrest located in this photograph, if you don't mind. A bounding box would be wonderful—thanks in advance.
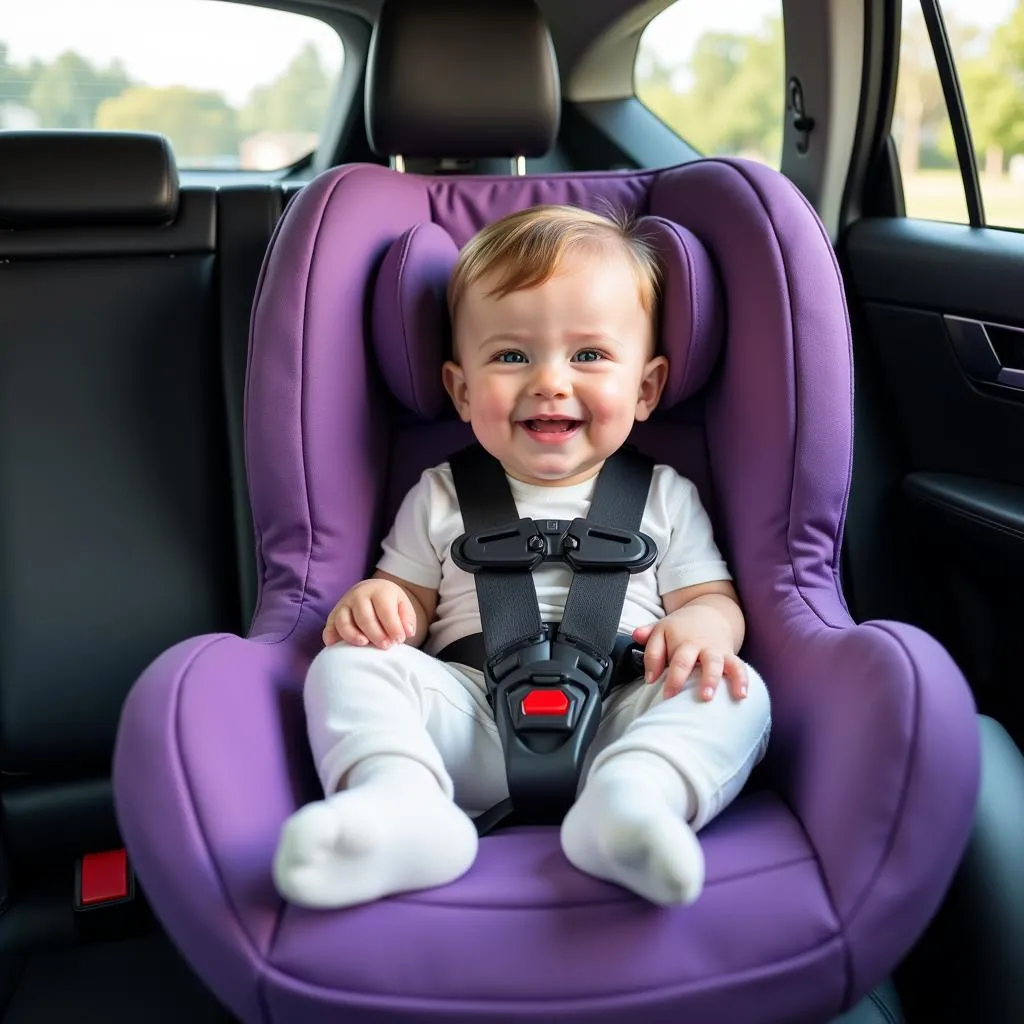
[0,132,276,878]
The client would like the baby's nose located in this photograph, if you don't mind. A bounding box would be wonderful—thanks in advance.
[529,361,571,396]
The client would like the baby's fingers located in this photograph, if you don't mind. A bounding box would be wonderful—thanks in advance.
[322,618,341,647]
[336,606,371,646]
[632,623,655,647]
[350,597,391,647]
[664,642,700,697]
[374,592,411,643]
[397,591,418,640]
[723,655,749,700]
[642,628,667,683]
[697,649,725,701]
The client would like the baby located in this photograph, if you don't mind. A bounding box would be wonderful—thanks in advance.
[273,204,771,909]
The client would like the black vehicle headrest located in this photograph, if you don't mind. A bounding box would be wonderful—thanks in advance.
[0,131,179,228]
[366,0,560,160]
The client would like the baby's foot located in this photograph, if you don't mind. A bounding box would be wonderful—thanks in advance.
[560,766,705,905]
[273,762,478,909]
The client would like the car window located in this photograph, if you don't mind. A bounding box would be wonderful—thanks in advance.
[894,0,1024,229]
[634,0,785,168]
[0,0,344,171]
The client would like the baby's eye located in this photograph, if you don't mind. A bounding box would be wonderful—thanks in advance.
[573,349,603,363]
[495,351,527,364]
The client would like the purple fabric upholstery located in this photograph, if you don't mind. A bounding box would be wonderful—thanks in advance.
[371,211,722,414]
[113,158,980,1023]
[373,222,458,419]
[639,215,722,404]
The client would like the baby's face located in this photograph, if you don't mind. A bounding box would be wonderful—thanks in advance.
[443,249,668,486]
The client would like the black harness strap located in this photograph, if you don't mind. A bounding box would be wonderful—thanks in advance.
[446,443,656,833]
[438,629,644,686]
[559,450,655,659]
[448,446,545,659]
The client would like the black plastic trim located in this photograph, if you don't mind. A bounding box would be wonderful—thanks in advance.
[840,0,901,223]
[919,0,984,226]
[832,980,903,1023]
[567,98,700,170]
[904,472,1024,552]
[844,218,1024,321]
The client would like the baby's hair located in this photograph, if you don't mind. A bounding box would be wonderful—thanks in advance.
[447,204,662,329]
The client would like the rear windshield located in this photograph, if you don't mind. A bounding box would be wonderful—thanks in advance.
[0,0,345,171]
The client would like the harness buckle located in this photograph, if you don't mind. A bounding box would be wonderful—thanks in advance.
[562,518,657,572]
[452,517,656,575]
[451,518,546,572]
[483,628,610,823]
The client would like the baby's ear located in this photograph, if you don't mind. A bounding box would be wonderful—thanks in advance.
[442,361,472,422]
[635,354,669,422]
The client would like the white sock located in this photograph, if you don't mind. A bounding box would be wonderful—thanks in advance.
[560,751,705,905]
[273,754,478,909]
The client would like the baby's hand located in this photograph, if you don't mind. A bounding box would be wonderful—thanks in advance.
[633,617,748,702]
[323,579,417,649]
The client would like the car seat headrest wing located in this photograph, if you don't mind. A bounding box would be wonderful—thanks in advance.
[643,215,725,408]
[372,222,457,420]
[370,214,724,419]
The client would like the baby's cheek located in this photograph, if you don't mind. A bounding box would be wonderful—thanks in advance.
[475,385,515,421]
[588,394,642,434]
[591,378,639,415]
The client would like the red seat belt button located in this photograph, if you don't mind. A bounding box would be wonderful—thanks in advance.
[521,689,570,716]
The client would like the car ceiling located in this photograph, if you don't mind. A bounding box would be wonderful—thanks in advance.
[305,0,676,82]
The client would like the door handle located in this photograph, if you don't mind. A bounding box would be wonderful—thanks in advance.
[944,315,1024,389]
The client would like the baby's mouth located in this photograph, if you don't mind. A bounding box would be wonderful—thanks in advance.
[521,418,582,433]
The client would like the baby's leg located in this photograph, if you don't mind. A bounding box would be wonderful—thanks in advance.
[273,642,506,909]
[561,663,771,905]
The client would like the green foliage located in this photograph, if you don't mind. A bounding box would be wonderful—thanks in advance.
[0,40,332,166]
[634,2,1024,176]
[6,0,1024,174]
[27,51,130,129]
[635,15,784,166]
[239,43,331,135]
[0,41,33,105]
[96,85,238,159]
[957,2,1024,163]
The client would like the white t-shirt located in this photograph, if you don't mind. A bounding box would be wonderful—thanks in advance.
[377,461,732,658]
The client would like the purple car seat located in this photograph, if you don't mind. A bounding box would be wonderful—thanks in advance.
[112,1,980,1021]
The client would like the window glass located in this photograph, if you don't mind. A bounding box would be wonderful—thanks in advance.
[0,0,344,170]
[634,0,785,168]
[892,3,970,223]
[894,0,1024,229]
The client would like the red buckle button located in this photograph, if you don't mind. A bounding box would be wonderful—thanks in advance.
[521,689,570,716]
[80,849,129,906]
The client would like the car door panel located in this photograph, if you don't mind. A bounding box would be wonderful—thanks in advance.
[843,218,1024,742]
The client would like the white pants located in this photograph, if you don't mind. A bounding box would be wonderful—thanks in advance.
[304,641,771,829]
